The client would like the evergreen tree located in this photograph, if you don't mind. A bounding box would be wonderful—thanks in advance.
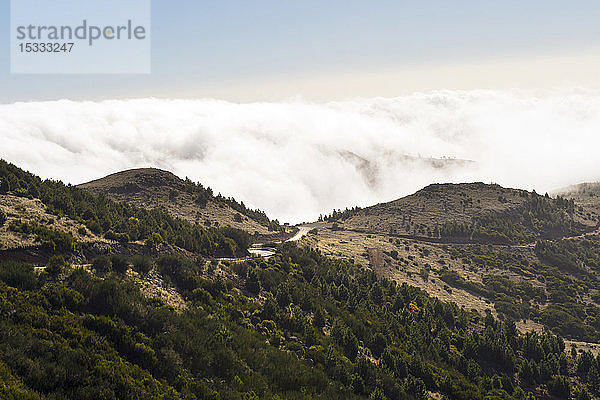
[246,268,261,294]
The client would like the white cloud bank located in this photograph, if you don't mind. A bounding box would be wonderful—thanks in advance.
[1,89,600,223]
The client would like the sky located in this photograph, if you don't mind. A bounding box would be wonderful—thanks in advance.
[2,2,600,223]
[1,1,600,102]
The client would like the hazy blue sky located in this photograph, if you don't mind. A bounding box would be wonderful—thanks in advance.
[2,0,600,102]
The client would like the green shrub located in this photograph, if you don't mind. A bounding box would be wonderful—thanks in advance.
[145,232,164,247]
[45,255,67,276]
[0,177,9,193]
[246,268,261,294]
[8,219,75,253]
[132,255,152,274]
[104,230,130,243]
[110,255,129,274]
[548,375,570,398]
[0,260,37,290]
[92,255,112,274]
[190,287,213,303]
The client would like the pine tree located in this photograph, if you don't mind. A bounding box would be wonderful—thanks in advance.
[246,268,261,294]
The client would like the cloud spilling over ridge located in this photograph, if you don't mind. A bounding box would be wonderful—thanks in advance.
[1,89,600,223]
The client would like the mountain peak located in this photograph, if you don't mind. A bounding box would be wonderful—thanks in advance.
[77,167,280,236]
[79,168,183,194]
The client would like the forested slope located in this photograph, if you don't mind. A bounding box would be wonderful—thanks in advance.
[0,160,251,258]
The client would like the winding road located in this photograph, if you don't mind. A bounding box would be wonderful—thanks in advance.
[226,222,331,261]
[247,222,332,257]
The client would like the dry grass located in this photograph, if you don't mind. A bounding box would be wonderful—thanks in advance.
[127,267,187,312]
[78,168,274,235]
[554,182,600,227]
[300,227,513,316]
[565,340,600,357]
[338,182,597,237]
[340,183,530,236]
[300,221,560,325]
[296,182,600,329]
[0,194,105,250]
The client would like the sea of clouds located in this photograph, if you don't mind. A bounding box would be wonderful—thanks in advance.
[1,89,599,223]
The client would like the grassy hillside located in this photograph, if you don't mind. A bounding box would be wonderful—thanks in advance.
[300,183,600,351]
[555,182,600,204]
[337,183,594,244]
[78,168,283,235]
[555,182,600,223]
[0,160,251,258]
[0,194,105,252]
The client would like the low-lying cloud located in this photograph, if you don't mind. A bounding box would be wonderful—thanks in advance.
[1,89,599,223]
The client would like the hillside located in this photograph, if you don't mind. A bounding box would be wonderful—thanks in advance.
[3,160,600,398]
[0,194,107,265]
[555,182,600,220]
[0,160,253,259]
[78,168,281,237]
[299,183,600,350]
[336,182,596,244]
[555,182,600,202]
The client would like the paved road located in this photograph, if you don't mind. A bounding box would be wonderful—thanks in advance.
[287,222,332,242]
[216,222,332,261]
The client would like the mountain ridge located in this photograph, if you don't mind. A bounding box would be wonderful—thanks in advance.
[325,182,597,244]
[77,167,284,237]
